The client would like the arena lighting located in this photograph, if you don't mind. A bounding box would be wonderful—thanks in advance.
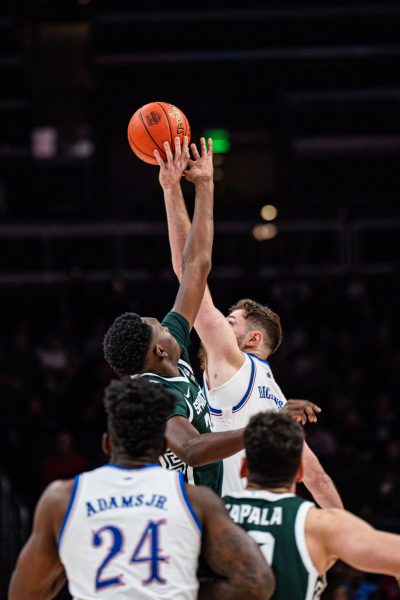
[252,223,279,241]
[203,129,230,153]
[260,204,278,221]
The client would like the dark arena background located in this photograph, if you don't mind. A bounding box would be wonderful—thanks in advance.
[1,1,400,598]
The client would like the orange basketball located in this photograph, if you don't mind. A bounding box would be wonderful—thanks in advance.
[127,101,191,165]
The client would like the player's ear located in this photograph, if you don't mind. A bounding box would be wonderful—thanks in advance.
[155,345,168,359]
[102,432,111,456]
[240,456,248,478]
[247,330,262,348]
[296,460,304,483]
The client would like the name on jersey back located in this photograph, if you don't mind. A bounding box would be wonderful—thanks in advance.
[86,493,168,517]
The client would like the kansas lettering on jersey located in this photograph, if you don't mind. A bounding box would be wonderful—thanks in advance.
[141,312,223,496]
[223,490,326,600]
[58,464,202,600]
[203,353,286,495]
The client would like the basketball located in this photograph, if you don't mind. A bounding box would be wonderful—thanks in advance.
[127,101,191,165]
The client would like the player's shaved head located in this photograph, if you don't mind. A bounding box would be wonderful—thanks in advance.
[245,412,304,487]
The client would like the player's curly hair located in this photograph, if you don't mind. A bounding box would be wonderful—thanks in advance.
[103,377,176,458]
[229,298,282,354]
[103,312,152,376]
[245,412,304,487]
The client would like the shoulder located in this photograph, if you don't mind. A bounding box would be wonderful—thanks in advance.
[186,484,228,523]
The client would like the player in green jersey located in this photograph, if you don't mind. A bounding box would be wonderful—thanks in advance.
[104,137,245,495]
[223,412,400,600]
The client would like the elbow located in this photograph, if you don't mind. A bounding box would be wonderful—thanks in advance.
[182,251,212,277]
[240,565,275,600]
[179,444,204,468]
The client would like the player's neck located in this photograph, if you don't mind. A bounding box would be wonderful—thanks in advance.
[243,347,269,361]
[110,451,160,469]
[247,481,295,494]
[142,360,180,377]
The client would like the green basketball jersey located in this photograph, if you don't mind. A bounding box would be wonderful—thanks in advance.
[141,311,223,495]
[223,490,326,600]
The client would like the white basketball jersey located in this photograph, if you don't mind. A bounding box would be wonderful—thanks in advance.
[203,353,287,496]
[58,463,201,600]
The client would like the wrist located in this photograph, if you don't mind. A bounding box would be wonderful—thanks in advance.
[194,178,214,190]
[162,181,182,193]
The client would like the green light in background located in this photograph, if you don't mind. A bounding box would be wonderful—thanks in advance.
[203,128,231,153]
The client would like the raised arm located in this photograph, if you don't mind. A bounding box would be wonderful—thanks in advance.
[301,441,343,509]
[9,482,68,600]
[187,485,275,600]
[155,137,214,329]
[166,416,245,467]
[309,507,400,578]
[159,138,244,380]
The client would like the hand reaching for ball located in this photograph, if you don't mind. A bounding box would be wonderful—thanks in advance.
[184,137,214,186]
[154,136,213,189]
[154,136,190,190]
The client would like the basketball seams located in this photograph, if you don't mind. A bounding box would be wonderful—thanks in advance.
[156,102,174,150]
[139,109,166,155]
[128,131,157,164]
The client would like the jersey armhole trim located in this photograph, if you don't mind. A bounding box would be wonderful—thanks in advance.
[231,354,256,413]
[294,502,318,577]
[176,473,202,535]
[57,475,81,551]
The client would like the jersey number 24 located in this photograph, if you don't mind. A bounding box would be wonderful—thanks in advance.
[92,520,169,591]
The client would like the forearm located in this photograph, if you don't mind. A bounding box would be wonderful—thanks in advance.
[303,470,343,509]
[176,428,244,468]
[182,180,214,270]
[162,183,190,278]
[302,443,343,509]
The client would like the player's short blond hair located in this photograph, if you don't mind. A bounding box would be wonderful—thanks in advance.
[229,298,282,354]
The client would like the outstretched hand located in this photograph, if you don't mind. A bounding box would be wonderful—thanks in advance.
[282,399,321,426]
[154,136,190,190]
[184,137,214,185]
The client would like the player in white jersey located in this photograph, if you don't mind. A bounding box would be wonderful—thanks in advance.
[224,411,400,600]
[159,149,343,506]
[9,378,275,600]
[203,349,288,495]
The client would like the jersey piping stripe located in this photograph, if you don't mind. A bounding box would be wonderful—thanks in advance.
[231,355,256,413]
[57,475,81,551]
[178,358,194,374]
[294,502,319,582]
[176,472,202,535]
[207,354,256,415]
[247,352,269,366]
[140,371,188,383]
[203,374,222,416]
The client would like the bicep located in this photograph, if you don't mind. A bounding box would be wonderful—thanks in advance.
[194,293,244,371]
[9,526,65,600]
[325,511,400,577]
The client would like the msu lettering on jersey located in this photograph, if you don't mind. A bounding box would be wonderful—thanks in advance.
[141,312,223,495]
[223,490,326,600]
[203,353,286,495]
[58,464,201,600]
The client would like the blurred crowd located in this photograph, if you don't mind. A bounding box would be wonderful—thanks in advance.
[1,272,399,598]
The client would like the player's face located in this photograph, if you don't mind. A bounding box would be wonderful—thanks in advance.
[142,318,181,361]
[226,309,249,349]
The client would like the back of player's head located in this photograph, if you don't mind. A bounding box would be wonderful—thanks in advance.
[103,312,152,376]
[245,412,304,487]
[229,298,282,354]
[103,377,175,458]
